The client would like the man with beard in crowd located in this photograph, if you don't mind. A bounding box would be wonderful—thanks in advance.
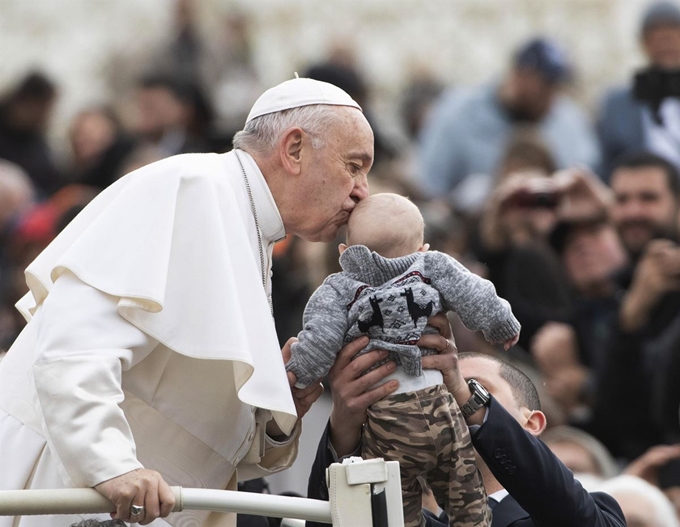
[418,37,600,199]
[592,151,680,459]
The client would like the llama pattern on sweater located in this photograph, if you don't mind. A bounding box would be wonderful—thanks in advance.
[346,272,442,361]
[287,245,521,388]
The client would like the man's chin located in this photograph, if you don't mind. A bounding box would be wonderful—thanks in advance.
[622,232,653,255]
[318,228,341,243]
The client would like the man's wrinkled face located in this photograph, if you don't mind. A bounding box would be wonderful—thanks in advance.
[296,108,373,243]
[611,167,678,256]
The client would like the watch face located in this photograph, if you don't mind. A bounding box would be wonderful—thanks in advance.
[461,379,491,418]
[469,379,490,403]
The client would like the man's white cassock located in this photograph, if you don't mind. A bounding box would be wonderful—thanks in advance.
[0,150,300,527]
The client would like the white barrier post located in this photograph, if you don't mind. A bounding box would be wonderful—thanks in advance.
[326,457,404,527]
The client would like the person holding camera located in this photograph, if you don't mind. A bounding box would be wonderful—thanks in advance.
[476,167,612,347]
[598,1,680,178]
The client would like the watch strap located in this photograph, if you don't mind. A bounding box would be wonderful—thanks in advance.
[460,379,490,418]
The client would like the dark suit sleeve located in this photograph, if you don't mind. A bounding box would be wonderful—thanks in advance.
[471,397,626,527]
[306,422,339,527]
[307,421,334,503]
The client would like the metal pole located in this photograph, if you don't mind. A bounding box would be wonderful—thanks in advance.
[181,488,331,523]
[0,488,332,524]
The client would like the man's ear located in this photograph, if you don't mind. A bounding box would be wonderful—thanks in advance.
[418,243,430,252]
[338,243,348,255]
[522,409,547,437]
[279,127,304,175]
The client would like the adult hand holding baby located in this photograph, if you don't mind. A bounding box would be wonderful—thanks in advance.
[326,337,399,457]
[326,313,465,457]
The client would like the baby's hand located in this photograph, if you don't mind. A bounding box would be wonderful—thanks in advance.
[499,334,520,350]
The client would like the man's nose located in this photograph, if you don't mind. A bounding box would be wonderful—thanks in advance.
[621,199,647,218]
[351,174,369,203]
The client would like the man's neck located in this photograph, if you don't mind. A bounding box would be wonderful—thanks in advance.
[480,463,504,494]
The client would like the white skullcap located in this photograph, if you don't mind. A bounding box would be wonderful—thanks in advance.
[245,77,362,124]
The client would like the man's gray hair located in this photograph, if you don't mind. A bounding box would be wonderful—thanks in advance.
[233,104,343,154]
[598,475,679,527]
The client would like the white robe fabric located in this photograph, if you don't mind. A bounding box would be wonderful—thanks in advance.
[0,151,299,527]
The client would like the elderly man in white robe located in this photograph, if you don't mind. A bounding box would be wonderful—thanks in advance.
[0,78,374,527]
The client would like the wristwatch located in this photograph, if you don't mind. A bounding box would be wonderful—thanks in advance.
[460,379,491,419]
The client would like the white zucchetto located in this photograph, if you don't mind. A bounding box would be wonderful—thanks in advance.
[246,77,362,124]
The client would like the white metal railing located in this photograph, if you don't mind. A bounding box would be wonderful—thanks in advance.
[0,458,405,527]
[0,487,331,523]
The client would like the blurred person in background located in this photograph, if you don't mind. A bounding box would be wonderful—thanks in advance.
[542,425,619,480]
[271,236,313,348]
[624,444,680,518]
[610,151,679,262]
[0,71,63,197]
[0,162,35,356]
[0,161,35,243]
[212,11,264,142]
[400,72,445,143]
[132,73,214,158]
[529,216,627,422]
[453,128,557,217]
[599,475,679,527]
[304,56,398,170]
[419,37,600,201]
[599,1,680,177]
[396,70,448,200]
[152,0,206,87]
[68,107,137,191]
[1,185,97,354]
[475,166,611,348]
[464,133,566,349]
[590,151,680,459]
[149,0,260,154]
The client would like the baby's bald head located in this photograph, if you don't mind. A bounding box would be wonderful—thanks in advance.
[346,193,425,258]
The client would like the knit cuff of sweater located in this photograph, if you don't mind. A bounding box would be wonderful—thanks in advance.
[485,317,521,342]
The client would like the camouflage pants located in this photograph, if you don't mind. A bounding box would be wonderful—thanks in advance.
[362,385,491,527]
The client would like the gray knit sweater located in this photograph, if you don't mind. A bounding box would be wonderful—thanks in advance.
[287,245,520,388]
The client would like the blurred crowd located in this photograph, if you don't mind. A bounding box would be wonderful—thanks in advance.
[0,0,679,525]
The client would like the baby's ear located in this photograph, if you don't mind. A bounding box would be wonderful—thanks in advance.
[418,243,430,252]
[338,243,348,255]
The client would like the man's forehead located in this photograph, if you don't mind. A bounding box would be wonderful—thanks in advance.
[337,111,374,160]
[565,222,609,245]
[612,167,671,194]
[459,356,501,381]
[347,112,374,142]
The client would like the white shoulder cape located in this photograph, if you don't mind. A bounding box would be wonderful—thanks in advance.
[16,152,298,434]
